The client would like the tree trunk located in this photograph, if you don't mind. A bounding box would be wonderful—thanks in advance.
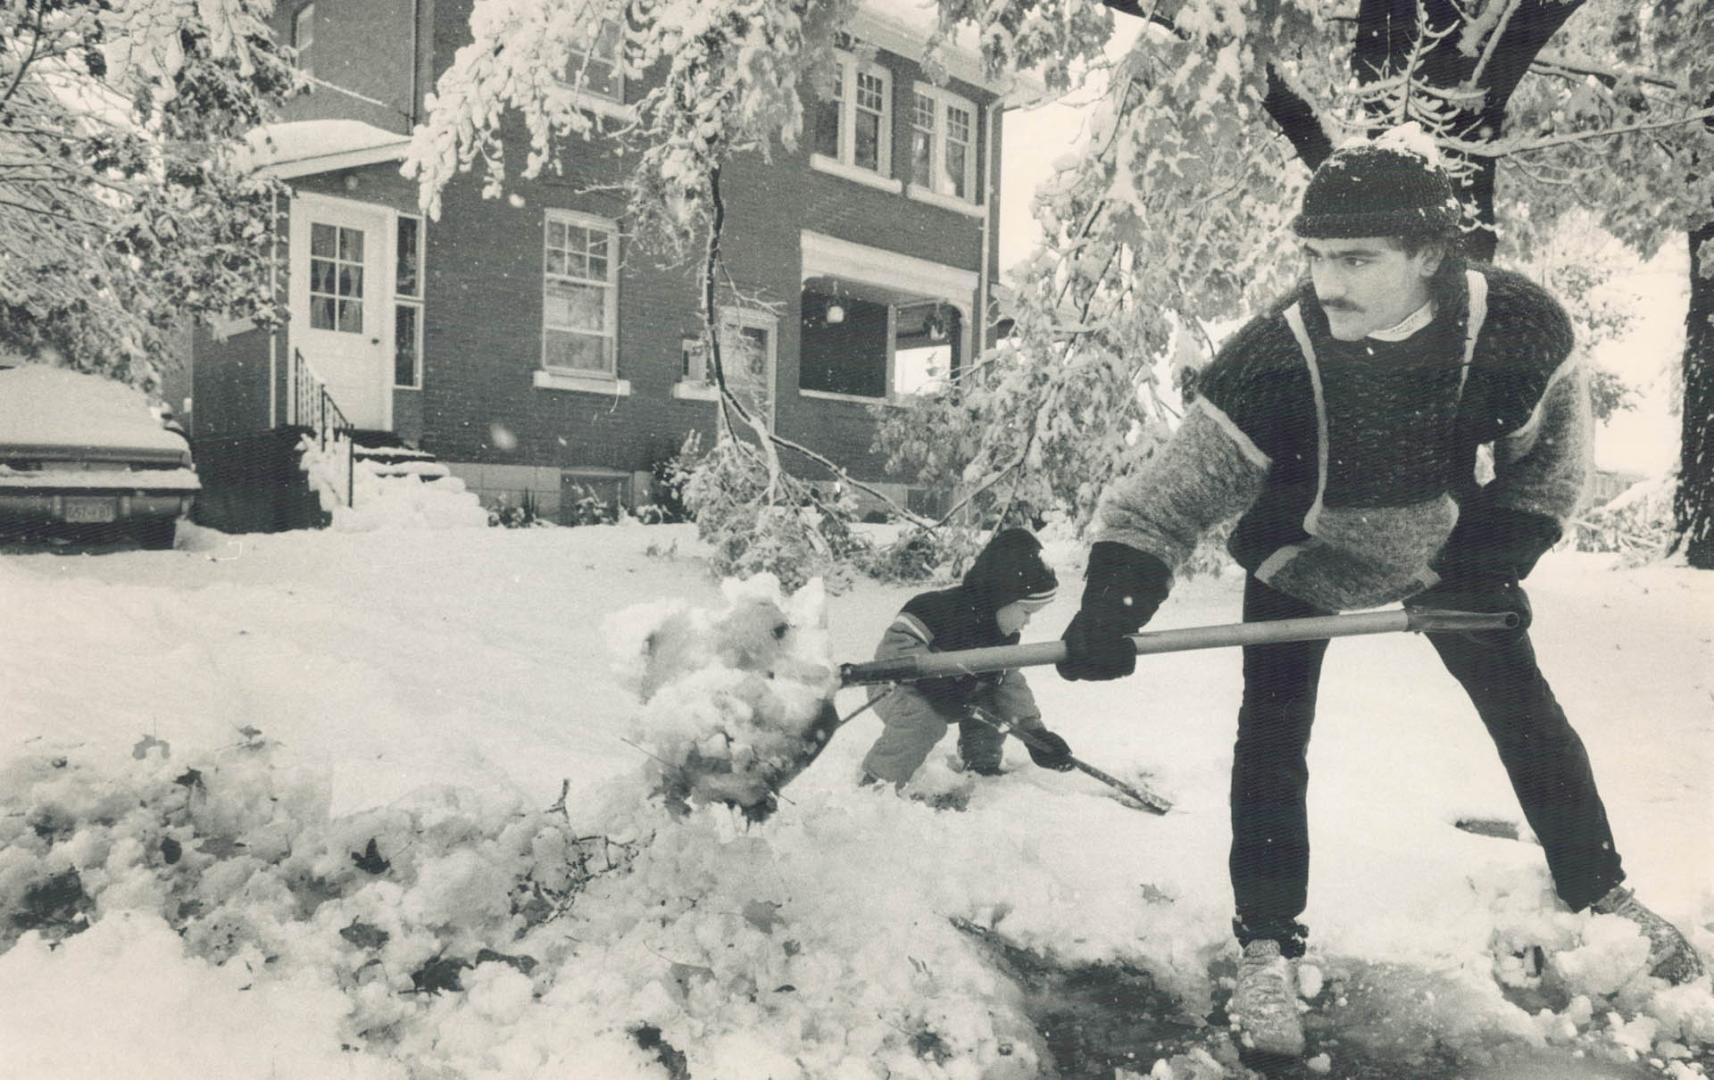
[1676,224,1714,567]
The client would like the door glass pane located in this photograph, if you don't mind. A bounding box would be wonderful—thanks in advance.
[337,299,363,333]
[310,295,336,330]
[338,227,364,262]
[311,222,335,257]
[339,264,364,299]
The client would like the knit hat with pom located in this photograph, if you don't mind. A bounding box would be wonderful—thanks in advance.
[1292,125,1462,241]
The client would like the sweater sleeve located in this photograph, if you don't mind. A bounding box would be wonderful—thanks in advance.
[1440,273,1587,581]
[1091,312,1283,570]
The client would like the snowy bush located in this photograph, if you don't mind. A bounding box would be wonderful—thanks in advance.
[487,491,551,529]
[1571,476,1679,565]
[681,435,867,593]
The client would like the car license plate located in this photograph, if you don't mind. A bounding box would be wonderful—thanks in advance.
[64,497,116,524]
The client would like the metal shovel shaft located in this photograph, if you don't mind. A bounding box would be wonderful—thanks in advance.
[839,607,1516,687]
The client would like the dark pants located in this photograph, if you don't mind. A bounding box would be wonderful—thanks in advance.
[1230,576,1625,957]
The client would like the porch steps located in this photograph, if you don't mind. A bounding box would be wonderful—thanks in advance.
[300,429,488,530]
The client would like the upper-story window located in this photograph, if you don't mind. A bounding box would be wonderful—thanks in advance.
[567,17,623,102]
[813,53,892,180]
[542,210,619,377]
[292,3,315,78]
[910,86,977,203]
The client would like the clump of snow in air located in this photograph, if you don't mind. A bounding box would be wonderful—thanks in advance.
[607,573,840,817]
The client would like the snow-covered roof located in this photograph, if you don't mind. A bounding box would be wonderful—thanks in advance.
[237,119,412,179]
[852,0,1046,102]
[0,363,187,456]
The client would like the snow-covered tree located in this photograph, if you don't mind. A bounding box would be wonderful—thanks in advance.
[2,1,296,389]
[405,0,1714,562]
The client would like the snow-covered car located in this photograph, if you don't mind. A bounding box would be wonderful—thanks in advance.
[0,362,200,549]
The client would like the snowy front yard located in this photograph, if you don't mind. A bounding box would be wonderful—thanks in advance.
[1,524,1710,1079]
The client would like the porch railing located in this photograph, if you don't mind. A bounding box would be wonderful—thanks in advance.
[291,348,355,508]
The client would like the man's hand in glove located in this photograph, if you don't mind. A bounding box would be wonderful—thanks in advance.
[1057,541,1172,681]
[1022,728,1075,771]
[1409,575,1532,644]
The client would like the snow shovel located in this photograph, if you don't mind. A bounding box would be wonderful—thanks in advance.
[836,607,1517,688]
[823,607,1516,814]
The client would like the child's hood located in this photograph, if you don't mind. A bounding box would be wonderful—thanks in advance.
[961,528,1059,614]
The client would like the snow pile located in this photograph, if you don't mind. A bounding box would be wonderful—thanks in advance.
[606,574,841,818]
[298,434,488,531]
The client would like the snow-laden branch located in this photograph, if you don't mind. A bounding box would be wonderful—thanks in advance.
[1446,105,1714,157]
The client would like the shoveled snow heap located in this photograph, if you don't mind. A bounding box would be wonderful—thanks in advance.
[606,574,841,817]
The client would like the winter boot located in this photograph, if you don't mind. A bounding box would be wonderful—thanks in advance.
[1591,885,1706,984]
[1229,940,1306,1060]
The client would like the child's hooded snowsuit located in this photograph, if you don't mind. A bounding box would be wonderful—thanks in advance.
[860,529,1059,783]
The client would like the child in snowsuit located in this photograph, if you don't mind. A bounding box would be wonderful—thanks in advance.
[860,528,1074,786]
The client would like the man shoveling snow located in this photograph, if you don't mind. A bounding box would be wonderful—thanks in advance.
[1055,124,1706,1061]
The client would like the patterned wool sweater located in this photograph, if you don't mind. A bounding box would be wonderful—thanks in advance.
[1094,264,1589,612]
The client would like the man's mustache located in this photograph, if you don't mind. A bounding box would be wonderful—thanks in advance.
[1322,300,1361,313]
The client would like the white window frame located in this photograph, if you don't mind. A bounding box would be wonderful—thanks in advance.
[905,83,983,217]
[810,51,901,193]
[674,311,778,425]
[292,3,315,78]
[538,209,626,395]
[564,16,627,116]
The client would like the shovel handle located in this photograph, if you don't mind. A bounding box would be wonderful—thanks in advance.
[839,608,1517,687]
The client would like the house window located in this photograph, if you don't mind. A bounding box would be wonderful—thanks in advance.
[394,215,424,388]
[566,17,623,101]
[542,211,618,376]
[308,222,363,332]
[679,314,775,417]
[292,4,315,77]
[910,86,977,202]
[815,54,891,178]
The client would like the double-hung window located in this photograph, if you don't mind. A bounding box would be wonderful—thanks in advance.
[813,52,893,185]
[566,17,623,102]
[542,211,618,378]
[909,85,978,205]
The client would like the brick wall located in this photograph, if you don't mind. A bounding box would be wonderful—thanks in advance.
[209,1,1004,509]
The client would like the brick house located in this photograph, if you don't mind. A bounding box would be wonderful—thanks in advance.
[188,0,1020,528]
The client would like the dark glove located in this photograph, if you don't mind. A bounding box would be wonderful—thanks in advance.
[1022,728,1074,771]
[1409,574,1532,643]
[1056,542,1172,681]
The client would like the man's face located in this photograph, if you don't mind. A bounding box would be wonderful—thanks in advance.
[1303,237,1441,341]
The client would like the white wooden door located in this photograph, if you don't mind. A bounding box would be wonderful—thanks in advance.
[291,195,390,429]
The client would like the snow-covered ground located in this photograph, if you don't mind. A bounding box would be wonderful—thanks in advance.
[0,523,1710,1079]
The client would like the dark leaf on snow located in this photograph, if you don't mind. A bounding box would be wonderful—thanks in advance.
[351,838,391,875]
[410,955,470,995]
[474,948,538,975]
[340,920,390,950]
